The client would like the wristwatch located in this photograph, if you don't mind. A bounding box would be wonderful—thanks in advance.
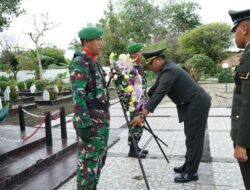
[139,112,146,120]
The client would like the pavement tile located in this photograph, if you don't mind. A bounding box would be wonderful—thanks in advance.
[58,83,247,190]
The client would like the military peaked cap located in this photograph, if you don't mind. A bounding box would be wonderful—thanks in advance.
[228,9,250,32]
[127,43,143,53]
[142,48,166,65]
[78,27,103,40]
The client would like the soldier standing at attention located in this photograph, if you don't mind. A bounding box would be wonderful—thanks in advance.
[127,43,149,158]
[228,9,250,189]
[69,27,110,190]
[130,48,211,183]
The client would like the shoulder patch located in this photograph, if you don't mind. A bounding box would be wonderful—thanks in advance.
[240,72,250,80]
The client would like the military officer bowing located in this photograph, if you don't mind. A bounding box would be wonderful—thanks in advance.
[130,48,211,183]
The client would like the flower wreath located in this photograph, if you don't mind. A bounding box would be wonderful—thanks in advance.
[109,53,145,112]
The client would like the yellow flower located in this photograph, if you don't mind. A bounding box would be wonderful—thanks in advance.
[123,74,129,80]
[129,101,134,106]
[125,85,133,93]
[119,54,128,62]
[130,96,136,103]
[109,52,116,59]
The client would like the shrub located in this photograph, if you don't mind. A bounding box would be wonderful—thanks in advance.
[217,68,234,83]
[55,79,64,92]
[34,80,46,91]
[25,79,35,89]
[48,89,58,100]
[187,54,216,79]
[17,81,26,91]
[10,85,18,100]
[0,76,9,82]
[0,81,7,91]
[7,80,17,86]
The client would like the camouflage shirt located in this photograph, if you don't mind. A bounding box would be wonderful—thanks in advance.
[69,51,110,129]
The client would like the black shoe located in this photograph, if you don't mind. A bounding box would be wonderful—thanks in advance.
[128,151,146,158]
[174,172,198,183]
[173,165,186,173]
[128,145,147,158]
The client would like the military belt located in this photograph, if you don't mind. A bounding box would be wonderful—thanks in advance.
[88,102,110,111]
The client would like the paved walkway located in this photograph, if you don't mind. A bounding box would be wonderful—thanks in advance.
[59,83,246,190]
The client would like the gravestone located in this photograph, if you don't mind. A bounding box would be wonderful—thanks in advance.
[43,90,50,101]
[30,84,36,93]
[54,85,59,93]
[0,96,2,109]
[4,86,10,101]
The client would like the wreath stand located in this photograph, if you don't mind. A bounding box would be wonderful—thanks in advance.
[108,73,169,190]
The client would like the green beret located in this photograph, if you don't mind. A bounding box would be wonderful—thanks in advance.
[78,27,103,40]
[142,48,166,65]
[228,9,250,32]
[127,43,143,53]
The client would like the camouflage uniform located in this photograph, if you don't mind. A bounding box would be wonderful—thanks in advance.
[128,64,148,146]
[69,51,110,190]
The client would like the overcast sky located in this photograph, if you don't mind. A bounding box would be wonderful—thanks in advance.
[1,0,249,57]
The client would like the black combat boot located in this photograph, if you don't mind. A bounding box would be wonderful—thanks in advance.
[137,146,149,155]
[128,145,146,158]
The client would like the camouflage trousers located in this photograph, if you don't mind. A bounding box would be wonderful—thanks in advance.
[77,123,110,190]
[128,111,143,146]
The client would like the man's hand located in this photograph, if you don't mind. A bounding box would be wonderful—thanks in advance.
[234,145,248,162]
[130,116,144,128]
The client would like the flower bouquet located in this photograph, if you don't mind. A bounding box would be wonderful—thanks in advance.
[109,53,144,112]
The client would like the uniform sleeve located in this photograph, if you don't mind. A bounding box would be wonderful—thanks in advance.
[145,69,175,113]
[237,76,250,147]
[69,57,93,128]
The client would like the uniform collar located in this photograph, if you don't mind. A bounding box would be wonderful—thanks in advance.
[82,48,97,62]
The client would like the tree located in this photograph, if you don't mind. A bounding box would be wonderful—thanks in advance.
[118,0,159,43]
[163,0,201,36]
[15,50,38,71]
[68,38,81,51]
[160,0,201,55]
[0,34,22,79]
[97,0,127,65]
[28,13,58,79]
[40,46,66,69]
[177,23,233,63]
[0,0,24,31]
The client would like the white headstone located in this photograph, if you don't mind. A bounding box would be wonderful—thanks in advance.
[54,85,59,93]
[0,97,2,109]
[43,90,50,101]
[30,84,36,93]
[4,86,10,101]
[16,86,19,92]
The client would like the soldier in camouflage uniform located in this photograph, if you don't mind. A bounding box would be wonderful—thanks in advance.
[69,27,110,190]
[127,43,149,158]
